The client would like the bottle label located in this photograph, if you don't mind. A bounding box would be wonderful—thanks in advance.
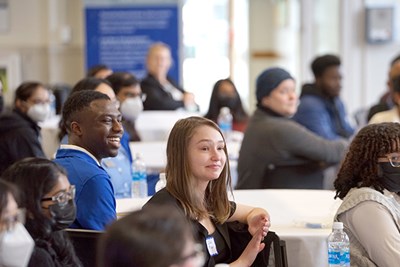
[218,122,232,132]
[328,250,350,266]
[328,251,341,265]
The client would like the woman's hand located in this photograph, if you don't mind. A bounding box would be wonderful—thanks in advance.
[247,208,270,236]
[230,227,267,267]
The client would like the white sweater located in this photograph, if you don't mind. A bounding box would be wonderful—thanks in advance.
[334,187,400,267]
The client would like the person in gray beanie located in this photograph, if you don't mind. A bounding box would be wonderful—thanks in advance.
[236,67,348,189]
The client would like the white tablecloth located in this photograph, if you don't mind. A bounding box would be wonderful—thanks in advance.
[135,110,200,141]
[117,189,341,267]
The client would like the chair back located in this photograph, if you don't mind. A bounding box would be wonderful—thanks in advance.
[227,221,288,267]
[65,228,104,267]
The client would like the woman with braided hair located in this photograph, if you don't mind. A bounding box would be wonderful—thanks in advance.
[333,122,400,267]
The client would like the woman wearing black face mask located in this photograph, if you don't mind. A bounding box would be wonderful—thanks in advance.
[205,78,249,132]
[333,122,400,267]
[1,157,82,267]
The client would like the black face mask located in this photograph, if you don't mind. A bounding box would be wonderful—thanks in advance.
[48,199,76,231]
[218,96,238,110]
[378,162,400,193]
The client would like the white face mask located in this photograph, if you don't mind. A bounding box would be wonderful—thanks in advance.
[0,222,34,267]
[120,97,143,122]
[27,103,50,122]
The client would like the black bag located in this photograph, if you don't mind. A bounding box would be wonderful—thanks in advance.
[227,221,287,267]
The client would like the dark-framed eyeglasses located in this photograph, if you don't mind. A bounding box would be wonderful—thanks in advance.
[378,153,400,168]
[41,185,76,206]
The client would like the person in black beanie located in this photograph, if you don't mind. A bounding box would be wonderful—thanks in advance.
[236,67,348,189]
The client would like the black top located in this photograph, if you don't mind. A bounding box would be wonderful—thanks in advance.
[140,74,185,110]
[0,110,45,175]
[143,188,235,267]
[28,240,62,267]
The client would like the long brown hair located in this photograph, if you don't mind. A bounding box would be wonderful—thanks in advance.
[166,116,232,223]
[334,122,400,199]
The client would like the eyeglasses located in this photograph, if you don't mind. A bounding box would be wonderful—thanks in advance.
[0,208,26,231]
[378,153,400,167]
[176,243,205,267]
[41,185,76,206]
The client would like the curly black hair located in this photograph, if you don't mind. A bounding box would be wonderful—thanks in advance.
[58,78,112,141]
[334,122,400,199]
[60,90,110,139]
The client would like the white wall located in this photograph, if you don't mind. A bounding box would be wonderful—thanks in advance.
[0,0,84,107]
[340,0,400,118]
[1,0,400,117]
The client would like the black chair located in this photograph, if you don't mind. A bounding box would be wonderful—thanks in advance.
[228,221,288,267]
[65,228,104,267]
[265,231,288,267]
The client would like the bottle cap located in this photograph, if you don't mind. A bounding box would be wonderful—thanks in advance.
[220,107,230,114]
[159,172,166,181]
[332,222,343,230]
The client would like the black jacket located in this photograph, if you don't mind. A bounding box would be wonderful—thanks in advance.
[141,74,185,110]
[0,110,45,174]
[143,188,234,267]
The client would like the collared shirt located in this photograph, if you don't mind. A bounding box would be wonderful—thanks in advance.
[59,144,100,165]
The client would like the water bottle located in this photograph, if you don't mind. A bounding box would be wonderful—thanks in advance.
[328,222,350,267]
[48,90,56,119]
[217,107,233,140]
[155,172,166,192]
[131,153,148,198]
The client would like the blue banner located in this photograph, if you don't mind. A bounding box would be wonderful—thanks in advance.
[85,4,180,83]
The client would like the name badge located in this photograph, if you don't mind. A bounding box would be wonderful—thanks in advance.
[206,236,218,256]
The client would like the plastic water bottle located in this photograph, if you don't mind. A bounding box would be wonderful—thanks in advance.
[217,107,233,140]
[131,153,148,198]
[48,91,56,118]
[328,222,350,267]
[155,172,166,192]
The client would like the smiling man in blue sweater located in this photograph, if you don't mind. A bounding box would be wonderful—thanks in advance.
[54,90,123,230]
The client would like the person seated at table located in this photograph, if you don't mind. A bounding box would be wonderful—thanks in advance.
[333,122,400,267]
[54,90,122,230]
[368,71,400,124]
[106,72,143,141]
[87,64,113,79]
[59,77,133,199]
[141,42,197,111]
[98,205,204,267]
[236,67,347,190]
[144,116,270,267]
[293,54,355,140]
[205,78,249,133]
[0,81,50,175]
[367,54,400,122]
[0,179,34,267]
[2,157,82,266]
